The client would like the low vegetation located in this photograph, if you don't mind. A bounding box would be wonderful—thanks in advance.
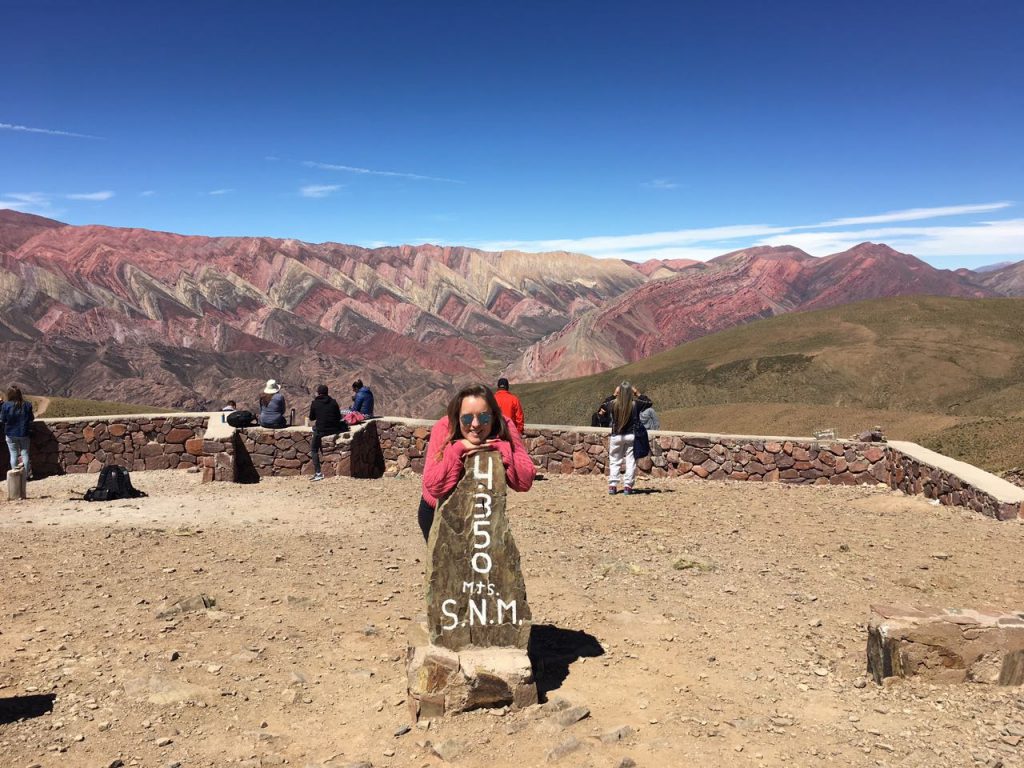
[516,296,1024,473]
[31,396,171,419]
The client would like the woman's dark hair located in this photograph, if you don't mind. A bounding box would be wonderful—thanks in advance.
[437,384,511,458]
[6,386,23,404]
[259,392,272,408]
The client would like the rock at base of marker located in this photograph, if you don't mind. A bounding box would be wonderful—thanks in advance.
[406,623,537,719]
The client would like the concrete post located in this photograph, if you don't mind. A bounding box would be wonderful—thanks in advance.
[7,467,26,500]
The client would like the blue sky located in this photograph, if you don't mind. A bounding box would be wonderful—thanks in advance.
[2,0,1022,268]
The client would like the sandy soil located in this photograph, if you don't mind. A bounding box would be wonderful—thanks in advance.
[1,471,1023,768]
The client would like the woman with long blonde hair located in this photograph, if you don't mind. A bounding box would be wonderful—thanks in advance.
[606,380,652,495]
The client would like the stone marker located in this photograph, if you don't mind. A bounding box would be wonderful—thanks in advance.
[408,449,537,718]
[6,467,26,501]
[867,604,1024,685]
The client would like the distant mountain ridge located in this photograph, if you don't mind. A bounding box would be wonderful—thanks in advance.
[504,242,1009,381]
[0,210,1019,415]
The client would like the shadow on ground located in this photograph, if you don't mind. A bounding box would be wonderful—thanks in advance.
[0,693,56,725]
[528,624,604,700]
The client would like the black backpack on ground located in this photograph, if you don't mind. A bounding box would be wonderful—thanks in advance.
[84,465,148,502]
[226,409,256,428]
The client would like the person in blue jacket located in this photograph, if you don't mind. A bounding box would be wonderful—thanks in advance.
[1,386,34,479]
[258,379,288,428]
[351,379,375,417]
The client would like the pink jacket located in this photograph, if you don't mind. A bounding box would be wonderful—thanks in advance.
[421,415,536,507]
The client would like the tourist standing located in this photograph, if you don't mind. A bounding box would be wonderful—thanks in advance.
[607,380,652,496]
[307,384,347,481]
[351,379,375,417]
[1,386,34,479]
[258,379,287,428]
[493,377,525,434]
[418,384,536,541]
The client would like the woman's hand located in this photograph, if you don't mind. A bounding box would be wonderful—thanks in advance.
[459,438,498,455]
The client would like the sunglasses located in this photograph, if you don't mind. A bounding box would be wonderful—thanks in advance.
[459,412,493,428]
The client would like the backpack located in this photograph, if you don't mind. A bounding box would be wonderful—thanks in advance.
[226,409,256,428]
[84,465,148,502]
[343,411,366,426]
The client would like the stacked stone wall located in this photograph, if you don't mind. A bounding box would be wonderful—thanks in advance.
[15,417,207,478]
[887,447,1022,521]
[19,415,1018,520]
[376,421,889,486]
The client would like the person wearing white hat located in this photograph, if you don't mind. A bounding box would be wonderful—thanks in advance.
[258,379,287,428]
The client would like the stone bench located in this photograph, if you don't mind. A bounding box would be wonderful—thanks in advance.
[867,605,1024,685]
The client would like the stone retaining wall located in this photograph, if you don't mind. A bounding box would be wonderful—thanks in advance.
[14,415,1020,520]
[7,416,207,477]
[375,420,890,485]
[887,446,1022,521]
[197,422,386,483]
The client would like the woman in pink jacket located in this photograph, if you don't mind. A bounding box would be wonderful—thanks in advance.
[418,383,536,541]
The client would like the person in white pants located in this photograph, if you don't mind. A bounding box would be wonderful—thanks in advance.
[606,380,652,495]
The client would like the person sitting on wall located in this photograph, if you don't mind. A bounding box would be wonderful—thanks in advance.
[307,384,348,482]
[221,399,237,412]
[417,383,536,542]
[494,377,525,435]
[351,379,375,417]
[639,404,660,430]
[258,380,287,429]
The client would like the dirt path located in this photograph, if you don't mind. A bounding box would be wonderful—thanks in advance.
[1,472,1023,767]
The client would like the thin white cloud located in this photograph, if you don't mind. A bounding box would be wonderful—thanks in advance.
[471,201,1021,268]
[300,184,341,198]
[642,179,678,190]
[477,223,791,255]
[207,188,234,196]
[809,202,1012,228]
[140,190,156,197]
[0,121,102,139]
[304,160,464,184]
[66,190,115,201]
[758,219,1024,260]
[0,192,53,213]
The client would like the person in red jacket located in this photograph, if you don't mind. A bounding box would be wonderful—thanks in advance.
[493,377,525,435]
[418,383,536,541]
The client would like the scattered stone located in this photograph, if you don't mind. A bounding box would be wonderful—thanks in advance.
[156,594,216,619]
[156,737,172,747]
[431,740,465,761]
[546,736,581,761]
[615,759,637,768]
[555,705,590,728]
[393,724,411,737]
[600,725,636,743]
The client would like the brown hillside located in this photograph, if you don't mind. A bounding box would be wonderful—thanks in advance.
[515,295,1024,472]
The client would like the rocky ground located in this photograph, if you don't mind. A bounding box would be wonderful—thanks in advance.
[1,471,1023,768]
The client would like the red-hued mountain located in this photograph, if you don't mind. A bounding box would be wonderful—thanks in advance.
[0,211,1014,414]
[0,212,646,414]
[505,243,999,382]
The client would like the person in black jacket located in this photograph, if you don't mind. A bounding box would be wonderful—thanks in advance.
[307,384,348,481]
[590,396,612,427]
[607,380,652,495]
